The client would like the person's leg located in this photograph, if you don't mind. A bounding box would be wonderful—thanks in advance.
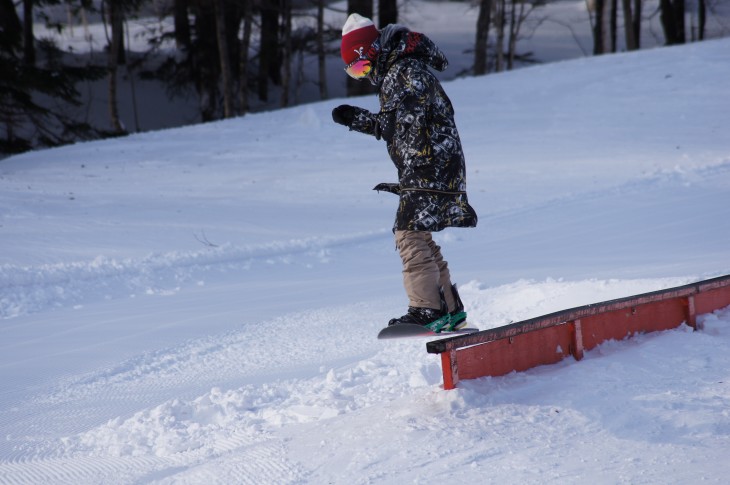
[424,234,457,313]
[423,234,467,330]
[395,230,441,310]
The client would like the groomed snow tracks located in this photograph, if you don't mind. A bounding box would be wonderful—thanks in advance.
[428,274,730,390]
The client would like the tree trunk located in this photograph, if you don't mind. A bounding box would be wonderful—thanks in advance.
[258,2,279,102]
[622,0,637,50]
[632,0,642,47]
[346,0,374,97]
[194,5,219,121]
[0,0,22,146]
[316,0,328,99]
[698,0,706,40]
[239,0,252,114]
[474,0,492,75]
[280,0,291,107]
[174,0,191,51]
[659,0,685,45]
[23,0,34,65]
[610,0,618,52]
[507,0,535,70]
[673,0,686,43]
[0,0,22,48]
[592,0,612,54]
[508,0,517,70]
[214,0,234,118]
[495,0,505,72]
[124,21,140,132]
[108,0,125,133]
[378,0,397,27]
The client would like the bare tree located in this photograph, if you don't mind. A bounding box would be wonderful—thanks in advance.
[508,0,519,68]
[507,0,538,69]
[195,7,221,121]
[591,0,612,54]
[659,0,686,45]
[621,0,639,50]
[23,0,35,65]
[316,0,328,99]
[174,0,191,50]
[697,0,706,40]
[378,0,397,27]
[239,0,253,113]
[258,2,280,102]
[214,0,234,118]
[280,0,292,107]
[610,0,618,52]
[474,0,492,75]
[494,0,506,71]
[632,0,642,46]
[346,0,374,97]
[107,0,126,133]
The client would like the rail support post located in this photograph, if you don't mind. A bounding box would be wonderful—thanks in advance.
[441,350,459,390]
[570,319,584,361]
[685,295,699,330]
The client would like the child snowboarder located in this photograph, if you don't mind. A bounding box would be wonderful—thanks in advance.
[332,13,478,332]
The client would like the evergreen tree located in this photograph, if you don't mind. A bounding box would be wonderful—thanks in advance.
[0,0,104,155]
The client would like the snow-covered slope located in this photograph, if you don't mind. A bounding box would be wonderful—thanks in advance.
[1,35,729,483]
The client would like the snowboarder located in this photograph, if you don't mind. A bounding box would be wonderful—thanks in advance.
[332,13,478,332]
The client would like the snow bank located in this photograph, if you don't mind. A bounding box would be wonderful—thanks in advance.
[2,13,730,485]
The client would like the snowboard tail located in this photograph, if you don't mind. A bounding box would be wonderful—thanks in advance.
[377,323,478,340]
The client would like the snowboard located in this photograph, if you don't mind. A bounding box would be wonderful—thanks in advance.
[377,323,479,340]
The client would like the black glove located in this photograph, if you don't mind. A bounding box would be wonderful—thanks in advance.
[375,110,396,142]
[373,183,400,195]
[332,105,356,128]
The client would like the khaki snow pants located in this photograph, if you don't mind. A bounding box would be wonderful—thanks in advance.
[395,230,456,312]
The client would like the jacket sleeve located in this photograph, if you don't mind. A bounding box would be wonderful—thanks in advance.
[348,107,379,137]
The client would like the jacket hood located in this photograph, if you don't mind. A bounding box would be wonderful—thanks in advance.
[370,25,449,87]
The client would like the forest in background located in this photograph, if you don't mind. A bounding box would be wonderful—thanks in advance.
[1,0,728,156]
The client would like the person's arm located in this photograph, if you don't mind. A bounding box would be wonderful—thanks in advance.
[332,105,379,137]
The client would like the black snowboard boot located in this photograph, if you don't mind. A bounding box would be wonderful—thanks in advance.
[388,288,450,332]
[446,284,467,331]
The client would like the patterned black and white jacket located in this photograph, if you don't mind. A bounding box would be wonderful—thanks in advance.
[349,25,478,232]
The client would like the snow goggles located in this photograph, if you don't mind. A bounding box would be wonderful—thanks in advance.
[344,58,372,80]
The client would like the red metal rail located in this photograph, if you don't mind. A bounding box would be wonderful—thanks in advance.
[426,274,730,390]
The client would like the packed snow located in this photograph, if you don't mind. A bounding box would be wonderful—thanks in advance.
[2,5,730,484]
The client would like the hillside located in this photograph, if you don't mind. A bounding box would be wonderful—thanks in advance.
[1,34,729,484]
